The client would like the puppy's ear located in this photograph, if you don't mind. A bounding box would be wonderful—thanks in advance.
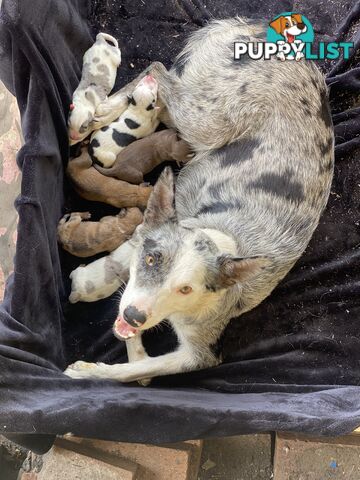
[216,255,271,288]
[269,17,283,34]
[143,167,176,228]
[292,13,302,24]
[85,88,96,105]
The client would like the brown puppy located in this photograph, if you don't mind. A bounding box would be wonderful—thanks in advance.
[93,129,192,183]
[67,148,152,208]
[58,208,143,257]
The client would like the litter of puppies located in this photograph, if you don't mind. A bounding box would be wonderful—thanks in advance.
[60,36,190,261]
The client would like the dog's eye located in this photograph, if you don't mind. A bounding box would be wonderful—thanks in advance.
[285,22,290,27]
[145,254,155,266]
[178,286,193,295]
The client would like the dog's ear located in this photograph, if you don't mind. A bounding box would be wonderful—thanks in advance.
[84,88,97,105]
[143,167,176,228]
[216,255,271,288]
[292,13,303,24]
[269,16,284,34]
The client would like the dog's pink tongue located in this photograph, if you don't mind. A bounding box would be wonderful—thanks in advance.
[287,33,295,43]
[114,317,138,339]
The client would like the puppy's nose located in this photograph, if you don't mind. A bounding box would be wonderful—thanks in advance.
[69,130,80,141]
[297,22,306,30]
[123,305,147,327]
[143,74,157,86]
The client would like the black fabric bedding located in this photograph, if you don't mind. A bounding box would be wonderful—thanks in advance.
[0,0,359,453]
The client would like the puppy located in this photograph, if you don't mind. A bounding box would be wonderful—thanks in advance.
[66,147,152,209]
[69,241,133,303]
[68,33,121,144]
[58,208,143,257]
[94,129,192,183]
[89,75,160,168]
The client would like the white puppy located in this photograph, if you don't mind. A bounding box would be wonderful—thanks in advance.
[68,33,121,144]
[89,75,160,168]
[69,241,133,303]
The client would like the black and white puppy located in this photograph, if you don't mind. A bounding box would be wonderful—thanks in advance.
[89,75,160,168]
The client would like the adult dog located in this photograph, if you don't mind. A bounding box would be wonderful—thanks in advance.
[65,17,334,384]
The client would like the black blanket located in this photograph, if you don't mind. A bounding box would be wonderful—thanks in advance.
[0,0,359,453]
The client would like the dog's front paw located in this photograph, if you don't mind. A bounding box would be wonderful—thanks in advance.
[95,101,112,117]
[64,361,100,379]
[137,377,152,387]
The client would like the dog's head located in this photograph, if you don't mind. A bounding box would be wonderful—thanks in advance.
[269,14,307,42]
[68,88,97,144]
[113,167,269,339]
[127,75,160,117]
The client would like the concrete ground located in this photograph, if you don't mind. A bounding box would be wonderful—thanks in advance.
[0,434,273,480]
[199,434,273,480]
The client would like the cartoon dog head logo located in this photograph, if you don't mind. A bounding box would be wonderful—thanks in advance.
[270,14,307,43]
[267,12,314,60]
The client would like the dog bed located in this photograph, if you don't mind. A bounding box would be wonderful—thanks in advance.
[0,0,359,453]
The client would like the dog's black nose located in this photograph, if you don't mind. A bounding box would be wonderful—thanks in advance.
[297,22,306,30]
[123,305,147,327]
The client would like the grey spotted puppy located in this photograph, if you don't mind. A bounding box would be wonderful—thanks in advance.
[65,17,334,384]
[68,33,121,144]
[69,241,133,303]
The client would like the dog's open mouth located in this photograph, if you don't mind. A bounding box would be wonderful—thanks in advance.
[113,316,138,339]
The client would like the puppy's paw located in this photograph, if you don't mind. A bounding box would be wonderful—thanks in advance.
[137,377,152,387]
[95,102,112,117]
[59,213,71,224]
[68,291,81,304]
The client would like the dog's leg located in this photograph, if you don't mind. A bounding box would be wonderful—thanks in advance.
[59,211,90,225]
[126,335,148,362]
[64,343,215,383]
[125,334,152,386]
